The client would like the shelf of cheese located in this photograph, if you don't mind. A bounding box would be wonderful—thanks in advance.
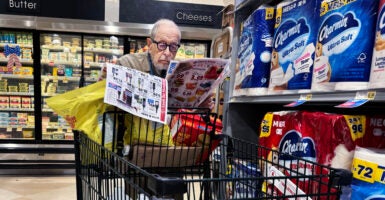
[0,58,33,65]
[41,60,81,66]
[84,47,123,56]
[0,92,34,96]
[41,75,81,82]
[0,43,33,48]
[0,74,33,79]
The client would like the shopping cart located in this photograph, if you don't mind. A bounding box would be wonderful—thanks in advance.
[74,109,352,200]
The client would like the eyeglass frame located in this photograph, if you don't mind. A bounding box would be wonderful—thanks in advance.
[151,38,180,53]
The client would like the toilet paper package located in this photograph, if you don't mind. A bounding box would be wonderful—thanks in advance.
[351,147,385,200]
[269,0,319,94]
[370,0,385,89]
[313,0,378,91]
[233,5,275,96]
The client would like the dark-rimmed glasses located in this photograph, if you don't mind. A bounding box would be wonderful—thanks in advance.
[151,39,180,53]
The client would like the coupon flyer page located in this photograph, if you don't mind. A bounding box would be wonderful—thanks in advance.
[104,63,168,124]
[166,58,230,108]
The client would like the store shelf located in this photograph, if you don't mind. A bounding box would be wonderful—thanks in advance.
[84,47,123,56]
[41,45,81,52]
[0,43,33,48]
[41,60,81,66]
[0,92,34,96]
[0,74,33,79]
[0,125,34,129]
[0,58,33,65]
[41,75,81,82]
[0,108,34,112]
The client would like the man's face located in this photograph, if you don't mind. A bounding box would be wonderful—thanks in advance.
[148,24,180,71]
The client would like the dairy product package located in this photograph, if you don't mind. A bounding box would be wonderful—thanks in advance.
[313,0,379,91]
[351,147,385,200]
[233,5,275,96]
[268,0,319,94]
[370,0,385,89]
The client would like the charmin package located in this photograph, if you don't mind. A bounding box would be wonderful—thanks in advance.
[259,111,360,199]
[312,0,379,91]
[351,147,385,200]
[233,5,275,96]
[370,0,385,89]
[269,0,319,94]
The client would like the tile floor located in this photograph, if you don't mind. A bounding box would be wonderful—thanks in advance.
[0,175,76,200]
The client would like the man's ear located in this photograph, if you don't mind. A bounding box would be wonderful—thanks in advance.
[146,38,152,46]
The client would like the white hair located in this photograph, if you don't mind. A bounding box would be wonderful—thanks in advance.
[150,19,181,41]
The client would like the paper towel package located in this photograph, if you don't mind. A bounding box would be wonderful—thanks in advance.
[233,5,275,96]
[370,0,385,89]
[312,0,378,91]
[351,147,385,200]
[268,0,319,94]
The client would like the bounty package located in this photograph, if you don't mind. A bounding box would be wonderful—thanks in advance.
[233,5,275,96]
[268,0,319,94]
[370,0,385,89]
[312,0,378,91]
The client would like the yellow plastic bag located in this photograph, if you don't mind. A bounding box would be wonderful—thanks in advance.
[123,114,174,146]
[45,80,114,146]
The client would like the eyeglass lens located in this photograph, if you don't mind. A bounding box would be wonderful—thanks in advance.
[157,42,179,52]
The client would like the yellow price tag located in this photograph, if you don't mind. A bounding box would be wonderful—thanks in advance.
[260,113,274,138]
[63,77,68,83]
[17,126,22,131]
[367,91,376,100]
[344,115,365,141]
[352,158,385,184]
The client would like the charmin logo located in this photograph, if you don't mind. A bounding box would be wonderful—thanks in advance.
[318,12,360,43]
[274,18,309,50]
[278,130,316,161]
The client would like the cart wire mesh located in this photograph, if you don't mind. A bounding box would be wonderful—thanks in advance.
[74,109,351,200]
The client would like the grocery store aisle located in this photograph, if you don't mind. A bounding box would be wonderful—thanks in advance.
[0,175,76,200]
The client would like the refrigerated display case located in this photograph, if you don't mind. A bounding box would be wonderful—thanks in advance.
[83,35,124,85]
[40,32,81,141]
[0,30,35,140]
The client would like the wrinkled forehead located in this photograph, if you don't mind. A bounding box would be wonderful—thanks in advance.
[154,24,181,43]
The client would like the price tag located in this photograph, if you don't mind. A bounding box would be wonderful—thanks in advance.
[17,126,22,131]
[335,91,373,108]
[352,158,383,184]
[58,127,63,132]
[6,127,12,132]
[284,94,311,107]
[63,77,68,83]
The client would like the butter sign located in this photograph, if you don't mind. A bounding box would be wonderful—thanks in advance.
[174,9,215,26]
[8,0,40,13]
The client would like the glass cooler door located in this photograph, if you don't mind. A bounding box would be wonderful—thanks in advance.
[83,35,124,86]
[0,30,35,140]
[40,32,82,141]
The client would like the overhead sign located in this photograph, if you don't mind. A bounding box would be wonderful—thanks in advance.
[7,0,40,13]
[119,0,223,28]
[174,9,215,26]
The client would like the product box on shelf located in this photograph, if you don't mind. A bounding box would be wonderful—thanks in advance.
[269,0,320,94]
[233,4,275,96]
[369,0,385,89]
[312,0,378,91]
